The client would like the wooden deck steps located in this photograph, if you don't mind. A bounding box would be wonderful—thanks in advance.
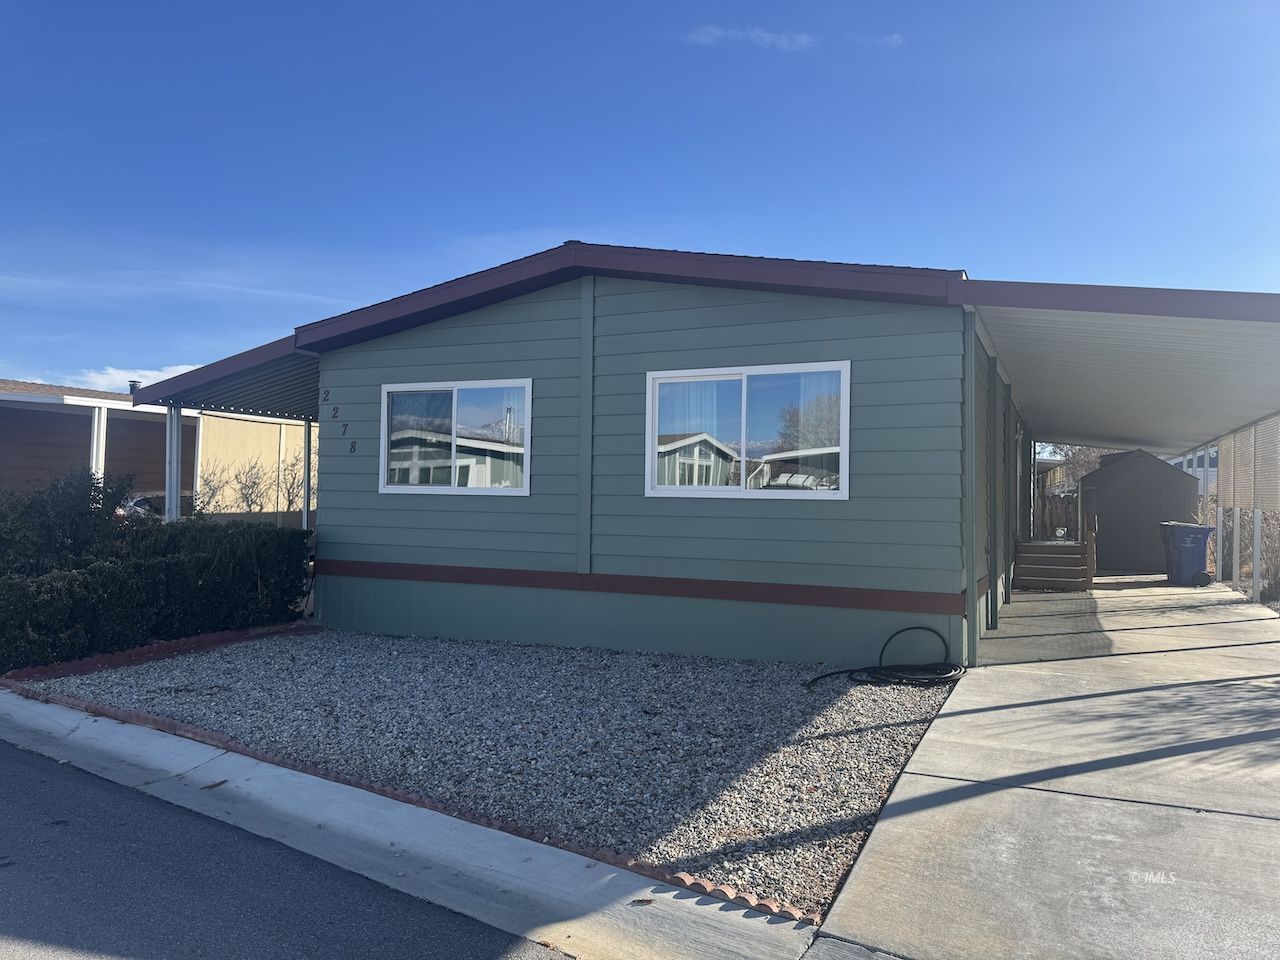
[1014,540,1092,591]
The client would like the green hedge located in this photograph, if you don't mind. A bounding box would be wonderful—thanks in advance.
[0,471,311,673]
[0,532,310,674]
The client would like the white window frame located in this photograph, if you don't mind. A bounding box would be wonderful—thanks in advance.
[379,378,532,496]
[644,360,851,500]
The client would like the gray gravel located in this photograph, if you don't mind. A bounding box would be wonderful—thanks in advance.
[33,631,953,914]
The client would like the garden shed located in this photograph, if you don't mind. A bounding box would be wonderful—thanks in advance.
[1080,450,1200,572]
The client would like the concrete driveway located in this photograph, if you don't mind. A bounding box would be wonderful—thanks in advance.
[818,577,1280,960]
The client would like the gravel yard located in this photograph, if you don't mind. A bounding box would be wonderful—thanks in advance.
[32,631,953,914]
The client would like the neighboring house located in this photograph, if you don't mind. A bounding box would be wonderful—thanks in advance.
[386,430,526,489]
[0,378,313,524]
[134,242,1280,667]
[0,379,197,495]
[1035,456,1069,494]
[1166,446,1218,495]
[655,434,738,487]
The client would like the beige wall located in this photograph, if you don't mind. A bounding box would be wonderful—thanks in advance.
[196,412,317,520]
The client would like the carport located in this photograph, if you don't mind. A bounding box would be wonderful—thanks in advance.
[960,278,1280,663]
[828,286,1280,960]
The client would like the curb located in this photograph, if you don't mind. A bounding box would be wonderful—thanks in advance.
[0,689,814,960]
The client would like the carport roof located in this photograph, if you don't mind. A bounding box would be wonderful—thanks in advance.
[134,242,1280,448]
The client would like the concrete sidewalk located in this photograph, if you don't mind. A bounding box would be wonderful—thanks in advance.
[819,581,1280,960]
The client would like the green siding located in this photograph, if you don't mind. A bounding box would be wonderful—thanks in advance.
[314,275,970,665]
[591,277,965,596]
[974,339,991,587]
[316,281,582,573]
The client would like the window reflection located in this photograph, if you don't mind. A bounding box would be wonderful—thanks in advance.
[745,370,842,491]
[387,390,452,486]
[456,386,527,489]
[655,378,741,487]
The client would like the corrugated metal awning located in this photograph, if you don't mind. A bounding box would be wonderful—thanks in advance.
[134,336,318,421]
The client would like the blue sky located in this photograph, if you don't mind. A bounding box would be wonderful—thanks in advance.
[2,1,1278,390]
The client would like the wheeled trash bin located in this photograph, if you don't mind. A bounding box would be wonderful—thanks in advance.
[1158,522,1214,587]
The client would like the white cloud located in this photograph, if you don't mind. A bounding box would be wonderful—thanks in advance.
[0,269,359,310]
[877,33,905,48]
[684,25,816,52]
[60,365,199,392]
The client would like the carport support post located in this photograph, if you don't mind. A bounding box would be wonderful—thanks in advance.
[1253,505,1262,602]
[89,405,107,477]
[301,418,312,530]
[1199,445,1208,522]
[1232,507,1241,592]
[1253,429,1261,603]
[962,311,981,666]
[163,404,182,522]
[1215,506,1224,581]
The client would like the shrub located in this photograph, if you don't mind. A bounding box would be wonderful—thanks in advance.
[0,470,137,576]
[0,471,312,673]
[117,520,311,626]
[0,539,309,674]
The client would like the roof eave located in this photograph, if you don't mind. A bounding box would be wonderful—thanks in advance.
[294,242,960,353]
[952,278,1280,324]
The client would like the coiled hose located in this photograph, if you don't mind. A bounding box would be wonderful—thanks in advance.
[806,626,965,687]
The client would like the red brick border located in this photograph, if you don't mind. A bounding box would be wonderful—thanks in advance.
[2,622,320,682]
[2,631,823,925]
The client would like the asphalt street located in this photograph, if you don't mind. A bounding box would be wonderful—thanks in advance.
[0,740,559,960]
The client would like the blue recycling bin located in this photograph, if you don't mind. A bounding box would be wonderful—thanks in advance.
[1159,522,1214,587]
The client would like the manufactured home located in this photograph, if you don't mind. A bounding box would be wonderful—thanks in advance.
[135,243,1280,666]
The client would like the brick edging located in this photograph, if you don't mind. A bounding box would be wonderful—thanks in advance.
[2,622,321,682]
[1,674,822,924]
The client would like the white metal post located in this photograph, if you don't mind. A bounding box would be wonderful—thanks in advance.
[1215,506,1224,581]
[192,412,204,506]
[1253,506,1263,603]
[1253,427,1261,602]
[301,419,313,530]
[164,405,182,522]
[1199,445,1208,521]
[1233,507,1241,592]
[89,405,108,477]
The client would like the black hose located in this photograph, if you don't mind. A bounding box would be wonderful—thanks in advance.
[806,626,965,687]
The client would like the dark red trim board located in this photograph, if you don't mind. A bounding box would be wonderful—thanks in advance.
[315,558,965,616]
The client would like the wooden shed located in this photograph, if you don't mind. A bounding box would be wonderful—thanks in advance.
[1080,450,1200,573]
